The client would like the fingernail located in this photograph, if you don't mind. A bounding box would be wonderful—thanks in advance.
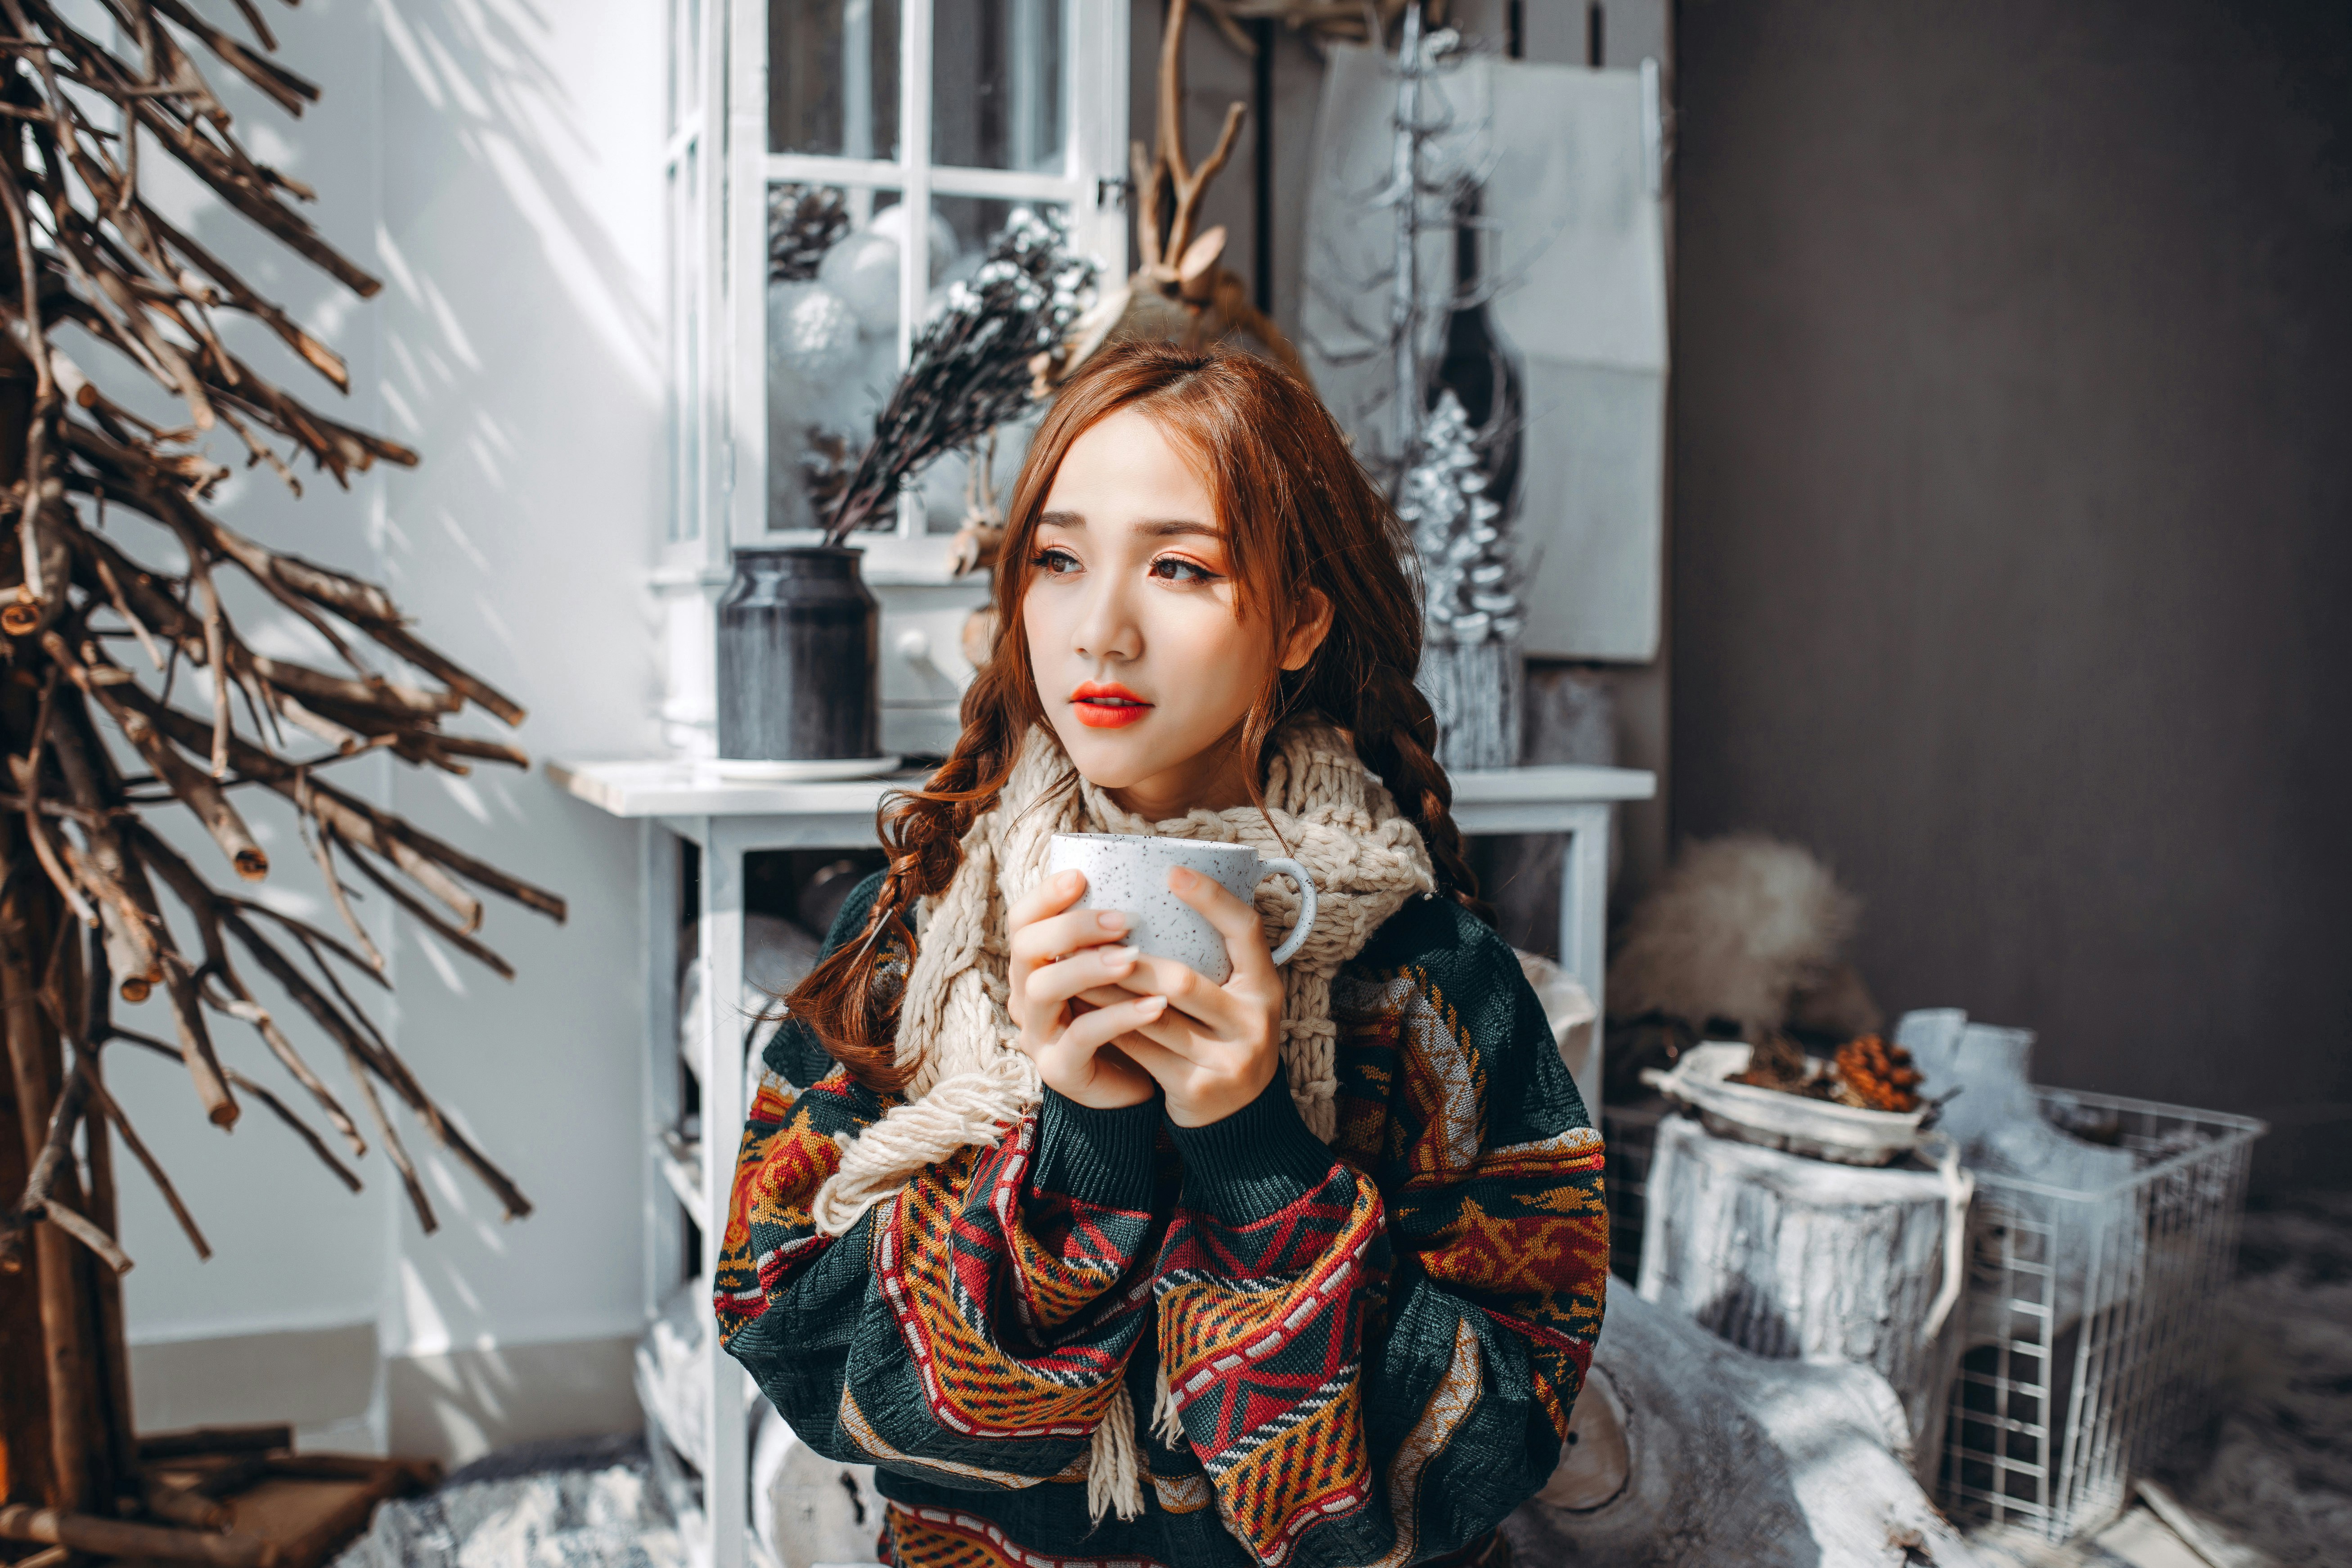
[1141,995,1168,1015]
[1060,870,1083,892]
[1104,945,1140,964]
[1097,910,1129,931]
[1169,866,1195,890]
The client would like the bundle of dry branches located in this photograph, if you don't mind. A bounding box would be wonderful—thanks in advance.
[0,0,565,1538]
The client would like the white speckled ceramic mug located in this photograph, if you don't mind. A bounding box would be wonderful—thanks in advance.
[1046,833,1318,984]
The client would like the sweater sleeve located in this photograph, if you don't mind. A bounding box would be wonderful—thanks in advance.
[1153,903,1609,1567]
[718,1062,1170,1487]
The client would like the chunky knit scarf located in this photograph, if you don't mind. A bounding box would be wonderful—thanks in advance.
[808,717,1435,1517]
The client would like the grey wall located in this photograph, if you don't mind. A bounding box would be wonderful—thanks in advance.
[1672,1,2352,1188]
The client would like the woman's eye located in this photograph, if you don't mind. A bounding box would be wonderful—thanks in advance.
[1031,548,1080,575]
[1150,556,1216,584]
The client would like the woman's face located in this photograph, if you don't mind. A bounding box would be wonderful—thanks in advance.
[1023,408,1328,820]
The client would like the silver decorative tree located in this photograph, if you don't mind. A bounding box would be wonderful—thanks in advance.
[1383,6,1524,771]
[1399,389,1521,770]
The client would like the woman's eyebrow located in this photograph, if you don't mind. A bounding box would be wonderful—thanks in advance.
[1134,518,1219,539]
[1038,509,1084,529]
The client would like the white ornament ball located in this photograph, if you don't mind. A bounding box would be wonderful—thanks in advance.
[817,231,902,335]
[866,203,957,285]
[769,283,861,380]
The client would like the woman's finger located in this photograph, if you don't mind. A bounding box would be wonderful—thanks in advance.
[1100,952,1244,1032]
[1028,947,1141,1012]
[1050,993,1169,1060]
[1169,865,1280,986]
[1009,905,1133,968]
[1107,1000,1217,1064]
[1006,869,1086,934]
[1111,1030,1205,1094]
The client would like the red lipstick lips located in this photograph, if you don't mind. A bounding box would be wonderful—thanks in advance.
[1071,681,1151,729]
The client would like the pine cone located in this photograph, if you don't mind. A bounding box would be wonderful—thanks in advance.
[1735,1033,1836,1098]
[1832,1035,1924,1113]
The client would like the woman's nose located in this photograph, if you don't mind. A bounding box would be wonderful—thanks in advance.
[1071,579,1142,662]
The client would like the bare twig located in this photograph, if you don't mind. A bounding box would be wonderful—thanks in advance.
[83,1071,209,1259]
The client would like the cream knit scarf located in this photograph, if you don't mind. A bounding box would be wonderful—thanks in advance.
[808,717,1435,1519]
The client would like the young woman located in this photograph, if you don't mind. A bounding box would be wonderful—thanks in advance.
[716,343,1607,1568]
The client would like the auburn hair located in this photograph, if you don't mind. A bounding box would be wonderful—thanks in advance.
[787,341,1483,1092]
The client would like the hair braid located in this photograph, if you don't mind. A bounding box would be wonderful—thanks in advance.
[782,657,1027,1092]
[1350,662,1489,921]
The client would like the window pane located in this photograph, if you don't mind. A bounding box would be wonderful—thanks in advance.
[931,0,1063,173]
[770,0,900,159]
[768,187,907,533]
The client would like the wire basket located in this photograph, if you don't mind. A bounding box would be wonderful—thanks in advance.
[1938,1088,2264,1541]
[1601,1096,1668,1282]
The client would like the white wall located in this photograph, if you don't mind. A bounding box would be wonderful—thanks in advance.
[104,0,664,1456]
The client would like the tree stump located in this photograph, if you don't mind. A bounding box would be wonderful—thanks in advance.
[1635,1114,1969,1478]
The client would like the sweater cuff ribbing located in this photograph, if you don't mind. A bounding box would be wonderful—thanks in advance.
[1030,1088,1160,1211]
[1167,1078,1336,1226]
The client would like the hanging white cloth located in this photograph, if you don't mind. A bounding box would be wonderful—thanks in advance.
[1301,46,1668,661]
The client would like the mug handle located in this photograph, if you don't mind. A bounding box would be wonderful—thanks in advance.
[1255,858,1318,967]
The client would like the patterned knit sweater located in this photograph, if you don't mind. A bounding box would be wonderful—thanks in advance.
[717,872,1608,1568]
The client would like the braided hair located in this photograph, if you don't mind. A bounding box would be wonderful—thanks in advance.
[787,342,1484,1092]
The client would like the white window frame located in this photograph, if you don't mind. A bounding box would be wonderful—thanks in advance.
[657,0,1126,751]
[670,0,1129,588]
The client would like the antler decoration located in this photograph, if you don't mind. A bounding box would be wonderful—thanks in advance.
[0,0,564,1297]
[1034,0,1312,390]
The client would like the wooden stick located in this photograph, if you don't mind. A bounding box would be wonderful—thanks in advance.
[337,1031,436,1233]
[137,1424,290,1461]
[75,1036,143,1491]
[222,1065,360,1193]
[84,1071,209,1258]
[34,1195,130,1274]
[190,560,233,777]
[122,826,358,1147]
[299,804,385,972]
[46,630,267,882]
[343,842,516,981]
[115,685,494,926]
[108,1025,363,1187]
[11,1053,90,1224]
[223,899,390,993]
[217,908,530,1221]
[143,1474,231,1532]
[367,621,526,728]
[18,670,97,929]
[0,1503,278,1567]
[144,0,318,116]
[0,867,99,1506]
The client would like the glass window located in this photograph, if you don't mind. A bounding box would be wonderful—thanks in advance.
[930,0,1063,173]
[769,0,901,159]
[767,185,909,533]
[722,0,1122,549]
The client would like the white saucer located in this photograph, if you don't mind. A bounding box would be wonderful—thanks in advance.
[703,754,904,783]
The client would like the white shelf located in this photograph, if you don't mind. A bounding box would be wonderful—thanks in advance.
[659,1134,705,1217]
[549,757,1655,821]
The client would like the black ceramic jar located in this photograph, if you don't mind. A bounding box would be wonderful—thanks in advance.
[715,546,880,762]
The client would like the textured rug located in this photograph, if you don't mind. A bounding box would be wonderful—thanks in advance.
[2150,1189,2352,1567]
[333,1433,685,1568]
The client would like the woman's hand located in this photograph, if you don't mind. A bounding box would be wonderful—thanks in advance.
[1081,865,1286,1128]
[1007,870,1163,1110]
